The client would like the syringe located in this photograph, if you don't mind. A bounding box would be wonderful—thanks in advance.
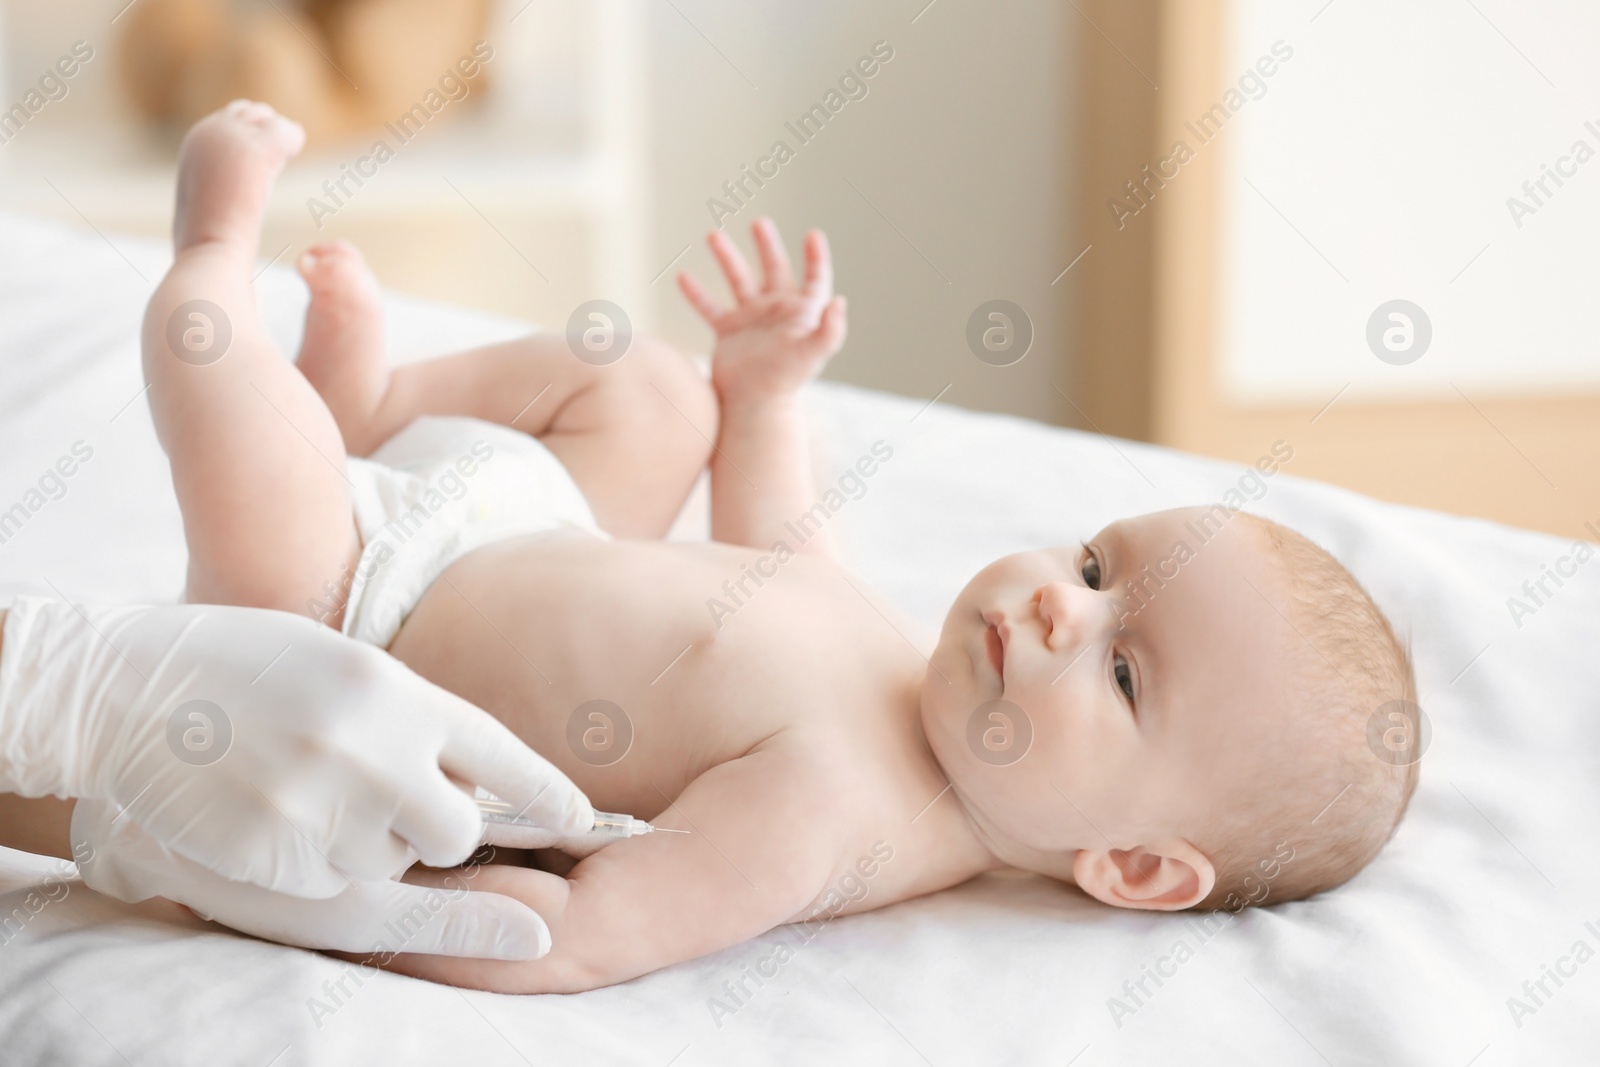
[590,811,690,838]
[476,796,689,839]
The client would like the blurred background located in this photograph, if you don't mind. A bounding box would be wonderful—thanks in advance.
[0,0,1594,537]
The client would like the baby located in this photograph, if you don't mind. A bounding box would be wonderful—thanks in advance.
[141,102,1417,993]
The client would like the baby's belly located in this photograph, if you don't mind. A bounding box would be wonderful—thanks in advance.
[384,533,811,819]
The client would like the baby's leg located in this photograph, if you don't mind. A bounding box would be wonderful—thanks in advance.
[143,102,359,624]
[391,336,718,539]
[293,250,717,539]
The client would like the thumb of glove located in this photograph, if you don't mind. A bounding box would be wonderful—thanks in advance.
[71,799,551,959]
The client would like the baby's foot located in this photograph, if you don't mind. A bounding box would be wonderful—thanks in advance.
[678,217,846,408]
[173,100,304,255]
[295,240,392,455]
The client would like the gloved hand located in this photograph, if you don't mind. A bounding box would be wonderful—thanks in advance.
[0,597,592,954]
[72,798,551,958]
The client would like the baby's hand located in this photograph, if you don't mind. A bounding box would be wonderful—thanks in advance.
[678,218,846,406]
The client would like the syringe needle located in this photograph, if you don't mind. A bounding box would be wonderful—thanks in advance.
[651,827,692,834]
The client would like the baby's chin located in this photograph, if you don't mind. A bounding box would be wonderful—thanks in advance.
[916,653,962,755]
[930,576,1001,680]
[920,625,983,726]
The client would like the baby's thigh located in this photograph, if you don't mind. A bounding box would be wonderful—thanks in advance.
[392,332,715,537]
[531,334,717,538]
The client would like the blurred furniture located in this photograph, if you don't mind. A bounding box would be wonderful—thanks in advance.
[118,0,494,147]
[0,0,649,332]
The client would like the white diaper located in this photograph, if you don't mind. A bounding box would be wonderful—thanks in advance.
[339,416,603,648]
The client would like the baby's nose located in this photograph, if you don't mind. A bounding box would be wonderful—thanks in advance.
[1035,580,1113,652]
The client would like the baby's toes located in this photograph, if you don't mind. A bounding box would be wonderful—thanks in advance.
[212,99,305,160]
[224,99,273,123]
[298,240,379,301]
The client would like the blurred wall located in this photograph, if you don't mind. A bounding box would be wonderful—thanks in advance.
[643,0,1075,424]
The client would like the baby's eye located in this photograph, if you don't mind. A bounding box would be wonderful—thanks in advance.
[1081,546,1102,590]
[1114,655,1135,703]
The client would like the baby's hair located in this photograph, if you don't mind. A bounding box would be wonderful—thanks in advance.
[1195,514,1418,910]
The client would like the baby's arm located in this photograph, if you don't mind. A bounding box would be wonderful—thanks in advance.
[679,220,847,558]
[381,741,846,993]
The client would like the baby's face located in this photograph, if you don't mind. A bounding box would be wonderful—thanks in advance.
[922,508,1299,867]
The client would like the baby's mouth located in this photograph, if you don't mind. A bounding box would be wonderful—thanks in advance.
[981,612,1005,677]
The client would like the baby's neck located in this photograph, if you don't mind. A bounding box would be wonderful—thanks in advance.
[908,714,1067,885]
[912,701,1080,885]
[949,783,1080,882]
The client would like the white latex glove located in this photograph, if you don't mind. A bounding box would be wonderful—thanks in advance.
[71,799,552,959]
[0,596,591,906]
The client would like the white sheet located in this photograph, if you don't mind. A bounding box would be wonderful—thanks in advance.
[0,211,1593,1066]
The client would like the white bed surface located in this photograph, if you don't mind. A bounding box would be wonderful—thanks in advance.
[0,212,1594,1065]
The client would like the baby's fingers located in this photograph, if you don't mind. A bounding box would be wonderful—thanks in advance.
[802,230,834,310]
[708,230,758,302]
[803,295,847,357]
[678,271,726,325]
[752,217,794,292]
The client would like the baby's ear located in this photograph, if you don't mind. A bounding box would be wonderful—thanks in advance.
[1072,839,1215,911]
